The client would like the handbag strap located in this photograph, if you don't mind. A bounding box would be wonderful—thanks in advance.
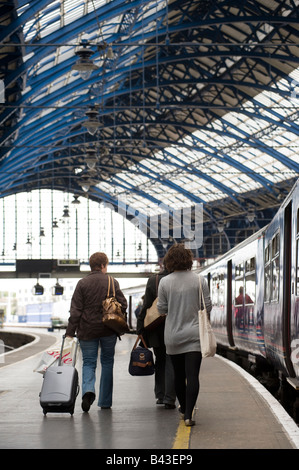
[133,334,149,350]
[106,275,116,298]
[199,276,206,311]
[155,275,159,295]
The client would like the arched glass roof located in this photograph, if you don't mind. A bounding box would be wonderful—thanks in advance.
[1,0,299,258]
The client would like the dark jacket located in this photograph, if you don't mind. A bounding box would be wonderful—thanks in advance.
[66,271,127,340]
[136,270,168,348]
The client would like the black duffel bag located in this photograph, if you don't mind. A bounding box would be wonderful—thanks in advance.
[128,335,155,376]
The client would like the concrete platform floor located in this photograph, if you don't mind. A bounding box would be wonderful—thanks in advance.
[0,330,298,451]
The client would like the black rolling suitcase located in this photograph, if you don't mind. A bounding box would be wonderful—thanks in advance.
[40,335,79,415]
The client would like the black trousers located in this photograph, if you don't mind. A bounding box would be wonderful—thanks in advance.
[153,344,176,405]
[170,351,202,420]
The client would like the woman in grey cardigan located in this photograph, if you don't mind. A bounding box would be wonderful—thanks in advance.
[157,244,212,426]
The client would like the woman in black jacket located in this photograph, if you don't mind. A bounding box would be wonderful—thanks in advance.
[137,269,176,409]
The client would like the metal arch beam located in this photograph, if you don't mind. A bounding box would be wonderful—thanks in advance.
[0,149,213,222]
[1,6,298,129]
[1,30,298,154]
[122,160,208,207]
[216,115,299,174]
[89,185,168,259]
[16,47,299,123]
[109,175,165,208]
[2,110,296,199]
[22,45,299,105]
[0,0,54,43]
[2,0,163,90]
[0,136,253,206]
[0,114,290,192]
[4,10,296,118]
[1,6,298,181]
[6,67,297,158]
[9,69,298,152]
[161,149,244,209]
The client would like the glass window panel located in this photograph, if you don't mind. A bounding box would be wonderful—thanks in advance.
[245,273,255,304]
[264,264,271,302]
[272,257,280,302]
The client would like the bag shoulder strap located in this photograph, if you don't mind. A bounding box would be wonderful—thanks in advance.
[133,334,149,350]
[199,275,206,311]
[106,275,116,298]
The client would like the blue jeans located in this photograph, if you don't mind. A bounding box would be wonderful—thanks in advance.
[80,335,117,408]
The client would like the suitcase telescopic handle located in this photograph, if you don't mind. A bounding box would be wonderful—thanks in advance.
[58,334,79,367]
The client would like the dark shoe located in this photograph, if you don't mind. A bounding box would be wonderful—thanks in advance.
[178,407,184,419]
[164,403,176,409]
[100,406,111,409]
[184,419,195,426]
[82,392,95,412]
[156,399,164,405]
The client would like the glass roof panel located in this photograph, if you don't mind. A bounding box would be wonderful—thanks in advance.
[12,0,299,219]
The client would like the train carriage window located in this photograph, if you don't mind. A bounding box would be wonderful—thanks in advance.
[219,273,225,307]
[297,239,299,296]
[271,233,280,302]
[265,233,280,303]
[235,263,244,306]
[296,209,299,296]
[211,274,225,307]
[265,245,270,264]
[264,243,271,303]
[245,257,256,304]
[211,276,219,307]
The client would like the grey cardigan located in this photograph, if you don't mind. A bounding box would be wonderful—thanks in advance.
[157,271,212,355]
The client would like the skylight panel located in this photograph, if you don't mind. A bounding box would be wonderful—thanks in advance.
[64,2,85,26]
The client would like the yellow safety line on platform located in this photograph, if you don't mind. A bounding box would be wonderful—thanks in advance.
[172,420,191,449]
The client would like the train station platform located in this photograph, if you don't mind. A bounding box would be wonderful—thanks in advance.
[0,329,298,452]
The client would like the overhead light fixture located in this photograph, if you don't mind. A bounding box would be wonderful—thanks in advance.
[85,148,98,169]
[52,281,64,296]
[216,219,225,233]
[100,146,109,157]
[71,44,99,80]
[97,40,114,59]
[71,195,81,204]
[79,177,91,192]
[247,207,256,223]
[83,107,102,135]
[33,282,44,295]
[62,205,70,218]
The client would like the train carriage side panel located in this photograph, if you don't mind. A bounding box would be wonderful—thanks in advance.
[290,180,299,381]
[231,236,265,356]
[264,180,298,379]
[209,260,230,347]
[202,228,266,356]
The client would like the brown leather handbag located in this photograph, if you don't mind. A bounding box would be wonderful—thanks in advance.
[102,275,129,335]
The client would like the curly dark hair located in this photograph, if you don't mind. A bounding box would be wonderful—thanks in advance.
[163,243,193,272]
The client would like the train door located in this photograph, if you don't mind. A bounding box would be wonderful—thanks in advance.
[227,260,234,347]
[283,202,295,378]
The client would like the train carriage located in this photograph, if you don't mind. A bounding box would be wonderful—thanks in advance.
[200,179,299,417]
[203,228,266,358]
